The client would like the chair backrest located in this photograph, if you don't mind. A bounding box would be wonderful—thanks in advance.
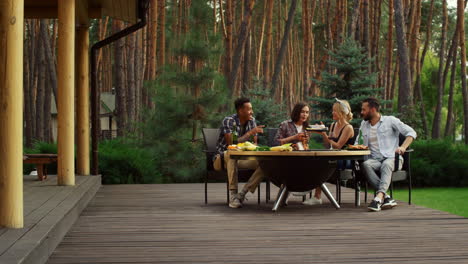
[396,133,411,171]
[202,128,220,152]
[264,128,279,146]
[350,127,359,144]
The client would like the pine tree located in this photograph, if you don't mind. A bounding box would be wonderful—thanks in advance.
[309,38,385,125]
[139,1,227,182]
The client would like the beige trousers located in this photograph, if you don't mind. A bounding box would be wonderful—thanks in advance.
[223,151,264,193]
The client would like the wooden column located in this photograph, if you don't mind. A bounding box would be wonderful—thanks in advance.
[57,0,76,185]
[0,0,24,228]
[76,23,90,175]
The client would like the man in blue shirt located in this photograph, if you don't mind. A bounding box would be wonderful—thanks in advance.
[356,98,417,212]
[215,97,265,208]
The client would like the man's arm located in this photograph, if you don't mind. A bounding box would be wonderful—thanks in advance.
[392,117,416,154]
[221,117,234,146]
[396,136,414,155]
[237,126,265,143]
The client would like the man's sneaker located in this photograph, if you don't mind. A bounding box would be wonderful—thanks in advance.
[302,197,322,205]
[368,199,382,212]
[382,197,397,210]
[229,192,247,208]
[229,195,242,208]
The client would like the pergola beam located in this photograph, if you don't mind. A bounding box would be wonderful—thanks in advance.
[0,0,24,228]
[25,7,102,19]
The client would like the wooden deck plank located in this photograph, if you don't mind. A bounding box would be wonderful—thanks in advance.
[0,175,101,264]
[47,183,468,263]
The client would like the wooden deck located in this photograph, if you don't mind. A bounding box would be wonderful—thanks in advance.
[0,175,101,264]
[47,183,468,263]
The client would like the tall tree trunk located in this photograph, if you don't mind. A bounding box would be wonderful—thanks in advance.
[135,30,143,123]
[29,21,38,141]
[349,0,361,40]
[113,21,127,137]
[413,0,434,137]
[242,31,251,95]
[362,0,371,73]
[40,19,58,107]
[35,21,46,142]
[262,0,274,89]
[256,0,267,79]
[302,0,309,98]
[384,0,393,99]
[146,0,158,80]
[432,0,448,139]
[457,0,468,144]
[409,0,421,86]
[223,0,233,82]
[126,34,136,132]
[373,0,382,84]
[445,45,458,138]
[228,0,256,94]
[308,0,317,97]
[158,0,166,69]
[24,21,34,147]
[394,0,413,113]
[271,0,298,100]
[44,64,52,143]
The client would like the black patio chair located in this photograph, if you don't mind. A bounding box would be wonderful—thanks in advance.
[202,128,266,205]
[335,128,361,206]
[389,134,414,204]
[357,133,414,205]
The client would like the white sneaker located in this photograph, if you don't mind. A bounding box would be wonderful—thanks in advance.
[302,197,322,205]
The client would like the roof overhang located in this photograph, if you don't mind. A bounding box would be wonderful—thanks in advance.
[24,0,139,23]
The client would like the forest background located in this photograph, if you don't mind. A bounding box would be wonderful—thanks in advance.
[23,0,468,186]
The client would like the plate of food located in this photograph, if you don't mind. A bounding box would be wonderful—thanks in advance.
[306,124,328,132]
[347,144,369,150]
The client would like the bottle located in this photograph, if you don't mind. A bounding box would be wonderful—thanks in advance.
[232,124,238,144]
[302,132,309,150]
[358,128,364,145]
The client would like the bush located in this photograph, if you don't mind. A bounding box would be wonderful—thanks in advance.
[99,139,163,184]
[411,139,468,187]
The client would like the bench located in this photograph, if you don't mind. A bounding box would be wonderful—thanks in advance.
[23,154,58,181]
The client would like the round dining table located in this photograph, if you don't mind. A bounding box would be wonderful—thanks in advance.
[229,149,370,211]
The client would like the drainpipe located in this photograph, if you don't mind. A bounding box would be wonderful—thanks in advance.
[91,0,149,175]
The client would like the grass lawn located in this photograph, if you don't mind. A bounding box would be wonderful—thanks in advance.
[391,188,468,218]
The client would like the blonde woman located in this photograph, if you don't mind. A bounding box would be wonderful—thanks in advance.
[320,98,355,150]
[304,98,355,205]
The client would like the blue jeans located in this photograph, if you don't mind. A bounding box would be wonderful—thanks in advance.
[361,158,403,195]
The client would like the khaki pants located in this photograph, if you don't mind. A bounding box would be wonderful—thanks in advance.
[222,151,264,193]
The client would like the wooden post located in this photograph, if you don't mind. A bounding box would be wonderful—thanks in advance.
[76,23,90,175]
[57,0,76,185]
[0,0,24,228]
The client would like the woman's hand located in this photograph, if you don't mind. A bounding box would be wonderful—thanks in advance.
[295,132,307,141]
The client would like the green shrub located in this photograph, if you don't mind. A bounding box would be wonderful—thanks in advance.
[410,139,468,187]
[99,139,163,184]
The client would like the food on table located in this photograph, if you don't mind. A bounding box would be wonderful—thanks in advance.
[347,144,369,150]
[227,145,240,150]
[239,141,258,151]
[270,143,293,152]
[306,124,328,131]
[256,146,271,151]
